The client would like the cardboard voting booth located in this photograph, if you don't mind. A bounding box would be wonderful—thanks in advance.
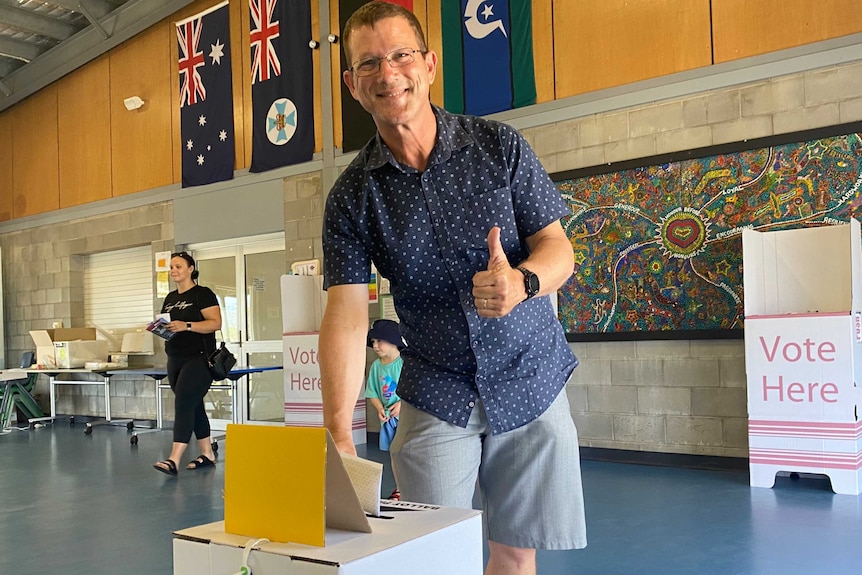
[282,275,366,445]
[743,220,862,494]
[28,328,109,369]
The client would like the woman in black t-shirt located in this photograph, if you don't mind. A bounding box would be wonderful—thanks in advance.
[153,252,222,476]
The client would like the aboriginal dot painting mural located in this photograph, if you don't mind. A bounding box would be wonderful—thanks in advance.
[555,123,862,340]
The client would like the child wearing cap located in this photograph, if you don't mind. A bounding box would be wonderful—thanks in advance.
[365,319,404,500]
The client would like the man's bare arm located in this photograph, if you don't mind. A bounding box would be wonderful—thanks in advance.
[319,283,370,455]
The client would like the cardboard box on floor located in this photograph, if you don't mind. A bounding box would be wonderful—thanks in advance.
[743,219,862,494]
[28,328,109,369]
[281,274,366,445]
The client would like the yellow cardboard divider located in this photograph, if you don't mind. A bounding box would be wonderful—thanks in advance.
[224,425,371,547]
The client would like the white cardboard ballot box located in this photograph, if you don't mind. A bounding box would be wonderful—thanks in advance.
[743,220,862,494]
[282,275,366,445]
[173,504,483,575]
[28,328,109,369]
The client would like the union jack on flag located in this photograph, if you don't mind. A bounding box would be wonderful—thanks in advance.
[177,17,206,106]
[250,0,281,84]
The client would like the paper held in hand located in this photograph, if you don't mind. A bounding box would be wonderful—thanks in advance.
[146,314,175,340]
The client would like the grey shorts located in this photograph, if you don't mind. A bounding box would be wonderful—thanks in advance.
[390,390,587,550]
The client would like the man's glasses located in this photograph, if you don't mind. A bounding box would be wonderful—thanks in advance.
[171,252,189,258]
[351,48,425,77]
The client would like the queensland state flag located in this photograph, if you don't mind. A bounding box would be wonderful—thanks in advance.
[442,0,536,116]
[249,0,315,172]
[177,1,235,188]
[340,0,413,153]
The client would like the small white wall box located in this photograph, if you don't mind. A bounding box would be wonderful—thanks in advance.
[742,219,862,494]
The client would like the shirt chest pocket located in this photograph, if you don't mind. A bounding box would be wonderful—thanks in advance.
[462,187,516,251]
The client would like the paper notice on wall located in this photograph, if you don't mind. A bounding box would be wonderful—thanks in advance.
[157,271,170,298]
[380,295,398,321]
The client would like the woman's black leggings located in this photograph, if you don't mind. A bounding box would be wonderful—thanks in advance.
[168,353,212,444]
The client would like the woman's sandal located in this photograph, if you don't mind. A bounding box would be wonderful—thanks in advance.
[153,459,178,476]
[187,455,216,470]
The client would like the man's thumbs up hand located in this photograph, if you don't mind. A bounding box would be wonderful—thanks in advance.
[486,226,508,272]
[472,226,524,318]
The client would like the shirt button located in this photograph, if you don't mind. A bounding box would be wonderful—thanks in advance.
[468,401,475,408]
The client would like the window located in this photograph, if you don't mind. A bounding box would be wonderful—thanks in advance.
[83,246,154,340]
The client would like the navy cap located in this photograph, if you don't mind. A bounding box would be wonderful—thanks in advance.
[367,319,405,349]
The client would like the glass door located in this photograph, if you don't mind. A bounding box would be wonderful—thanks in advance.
[188,234,285,429]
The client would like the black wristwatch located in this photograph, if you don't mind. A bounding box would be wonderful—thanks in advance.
[186,322,192,331]
[517,267,540,301]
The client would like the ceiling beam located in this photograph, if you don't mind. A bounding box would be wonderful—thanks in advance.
[0,35,43,62]
[0,0,195,113]
[0,4,80,41]
[45,0,112,20]
[0,56,24,77]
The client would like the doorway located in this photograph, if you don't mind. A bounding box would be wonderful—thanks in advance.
[188,233,285,429]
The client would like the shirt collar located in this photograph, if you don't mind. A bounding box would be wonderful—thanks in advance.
[364,105,474,172]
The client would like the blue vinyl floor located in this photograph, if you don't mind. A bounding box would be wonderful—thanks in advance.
[1,421,861,574]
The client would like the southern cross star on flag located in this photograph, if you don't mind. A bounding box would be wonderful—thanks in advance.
[249,0,315,172]
[177,1,235,188]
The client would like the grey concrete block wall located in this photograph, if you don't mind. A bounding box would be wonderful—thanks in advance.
[541,58,862,458]
[0,202,173,420]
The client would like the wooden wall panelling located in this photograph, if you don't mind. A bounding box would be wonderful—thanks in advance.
[554,0,712,99]
[0,112,12,221]
[533,0,554,104]
[230,0,247,167]
[713,0,862,64]
[110,23,175,197]
[58,55,112,208]
[312,0,323,153]
[330,0,344,150]
[170,0,249,178]
[425,0,443,107]
[12,87,60,218]
[241,0,253,169]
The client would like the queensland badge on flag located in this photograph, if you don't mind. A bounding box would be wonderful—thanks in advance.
[442,0,536,117]
[177,1,235,188]
[249,0,315,172]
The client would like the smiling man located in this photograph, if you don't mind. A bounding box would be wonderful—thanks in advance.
[319,3,587,574]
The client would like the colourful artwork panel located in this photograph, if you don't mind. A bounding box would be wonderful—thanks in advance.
[555,124,862,339]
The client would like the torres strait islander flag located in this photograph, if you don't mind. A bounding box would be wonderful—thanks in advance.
[177,1,235,188]
[339,0,414,153]
[442,0,536,116]
[249,0,315,172]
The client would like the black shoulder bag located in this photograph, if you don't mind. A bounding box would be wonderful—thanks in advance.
[203,331,236,381]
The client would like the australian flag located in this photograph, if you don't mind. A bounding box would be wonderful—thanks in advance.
[249,0,315,172]
[177,1,235,188]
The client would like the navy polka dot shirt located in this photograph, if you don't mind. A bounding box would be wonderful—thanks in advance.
[323,106,578,434]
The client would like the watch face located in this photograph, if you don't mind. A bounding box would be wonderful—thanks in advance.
[527,273,540,295]
[519,267,539,298]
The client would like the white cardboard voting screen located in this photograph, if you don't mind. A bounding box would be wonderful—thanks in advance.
[742,220,862,494]
[742,218,862,316]
[281,274,366,445]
